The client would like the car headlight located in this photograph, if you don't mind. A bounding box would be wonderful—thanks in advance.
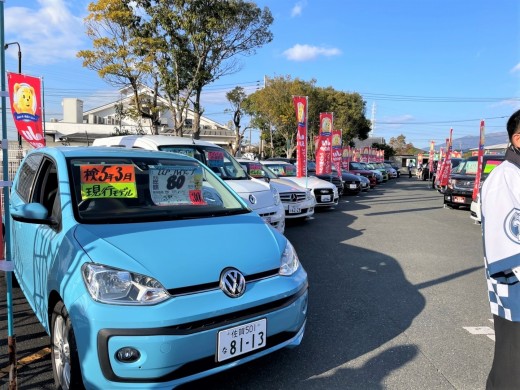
[271,185,281,206]
[306,189,314,200]
[333,187,338,197]
[82,263,170,305]
[279,240,300,276]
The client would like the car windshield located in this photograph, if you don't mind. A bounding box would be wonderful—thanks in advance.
[349,162,365,170]
[69,156,247,223]
[157,145,249,180]
[240,161,278,180]
[264,163,297,177]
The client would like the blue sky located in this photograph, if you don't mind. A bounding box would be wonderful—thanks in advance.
[2,0,520,149]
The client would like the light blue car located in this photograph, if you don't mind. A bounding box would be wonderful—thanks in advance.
[9,146,308,389]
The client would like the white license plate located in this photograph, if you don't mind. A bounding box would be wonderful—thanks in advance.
[321,195,331,202]
[454,196,466,203]
[289,205,301,214]
[349,184,357,189]
[217,319,267,362]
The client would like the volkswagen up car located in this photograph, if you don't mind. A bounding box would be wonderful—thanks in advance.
[9,146,308,389]
[92,135,285,233]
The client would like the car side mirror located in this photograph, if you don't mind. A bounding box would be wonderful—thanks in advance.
[10,203,58,227]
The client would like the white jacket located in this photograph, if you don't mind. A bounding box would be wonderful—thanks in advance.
[482,157,520,320]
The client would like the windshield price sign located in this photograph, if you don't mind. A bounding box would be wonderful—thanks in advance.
[207,150,224,167]
[249,163,263,177]
[80,164,137,199]
[149,165,206,206]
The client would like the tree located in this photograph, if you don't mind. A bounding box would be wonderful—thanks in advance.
[244,75,316,158]
[389,134,416,155]
[243,75,372,159]
[140,0,274,139]
[77,0,163,134]
[225,86,248,156]
[372,142,395,160]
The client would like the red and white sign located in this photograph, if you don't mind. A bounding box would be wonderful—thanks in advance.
[293,96,308,177]
[316,113,333,175]
[7,72,45,148]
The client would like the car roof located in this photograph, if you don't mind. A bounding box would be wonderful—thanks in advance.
[466,154,505,161]
[92,134,222,149]
[26,145,196,161]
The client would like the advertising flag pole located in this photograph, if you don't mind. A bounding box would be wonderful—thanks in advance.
[0,0,18,388]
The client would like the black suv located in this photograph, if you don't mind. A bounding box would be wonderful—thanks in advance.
[443,155,504,208]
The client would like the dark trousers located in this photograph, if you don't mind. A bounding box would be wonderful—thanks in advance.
[487,315,520,389]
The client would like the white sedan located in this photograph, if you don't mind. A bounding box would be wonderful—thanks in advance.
[261,161,339,208]
[238,159,316,220]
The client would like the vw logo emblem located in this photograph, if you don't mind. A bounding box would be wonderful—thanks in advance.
[220,268,246,298]
[248,194,257,204]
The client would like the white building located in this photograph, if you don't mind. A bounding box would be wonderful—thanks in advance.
[43,85,236,149]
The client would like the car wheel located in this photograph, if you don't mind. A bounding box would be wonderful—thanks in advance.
[51,301,84,390]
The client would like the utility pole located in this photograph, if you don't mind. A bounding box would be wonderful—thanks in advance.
[370,102,376,137]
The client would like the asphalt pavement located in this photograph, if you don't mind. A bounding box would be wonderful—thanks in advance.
[0,176,493,389]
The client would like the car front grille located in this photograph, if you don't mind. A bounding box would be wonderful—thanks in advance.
[279,192,307,202]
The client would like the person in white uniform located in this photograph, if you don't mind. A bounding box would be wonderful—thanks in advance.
[481,108,520,389]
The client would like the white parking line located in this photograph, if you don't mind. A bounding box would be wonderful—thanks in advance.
[463,323,495,341]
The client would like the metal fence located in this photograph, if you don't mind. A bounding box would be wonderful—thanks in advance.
[1,145,26,213]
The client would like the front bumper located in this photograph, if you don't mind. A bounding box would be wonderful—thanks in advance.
[282,198,315,219]
[71,270,308,389]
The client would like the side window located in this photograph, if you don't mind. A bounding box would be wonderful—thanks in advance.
[32,159,60,226]
[15,154,44,202]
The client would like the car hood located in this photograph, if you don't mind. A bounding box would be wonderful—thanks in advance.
[224,178,274,210]
[279,176,336,190]
[270,179,307,193]
[74,213,285,289]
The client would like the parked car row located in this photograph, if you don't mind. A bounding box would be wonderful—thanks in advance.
[429,154,505,224]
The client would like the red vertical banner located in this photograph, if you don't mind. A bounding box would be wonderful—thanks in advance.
[472,121,485,200]
[435,145,447,187]
[354,149,361,162]
[316,113,333,175]
[293,96,308,177]
[341,146,351,171]
[7,72,46,148]
[438,129,453,187]
[418,153,424,165]
[362,146,369,163]
[331,129,342,177]
[428,141,435,172]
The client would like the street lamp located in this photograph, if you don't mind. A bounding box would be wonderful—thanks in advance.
[4,41,22,147]
[4,41,21,74]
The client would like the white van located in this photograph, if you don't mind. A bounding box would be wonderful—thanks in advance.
[92,135,285,233]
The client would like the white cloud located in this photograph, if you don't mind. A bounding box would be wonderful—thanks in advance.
[511,63,520,73]
[5,0,86,65]
[291,1,307,17]
[282,44,341,61]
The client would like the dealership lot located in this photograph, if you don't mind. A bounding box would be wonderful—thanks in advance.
[1,177,493,389]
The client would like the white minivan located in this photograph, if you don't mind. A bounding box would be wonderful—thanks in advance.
[92,135,285,233]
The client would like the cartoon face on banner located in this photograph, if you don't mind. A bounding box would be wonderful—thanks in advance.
[332,133,341,147]
[13,83,37,116]
[297,102,305,124]
[321,117,332,134]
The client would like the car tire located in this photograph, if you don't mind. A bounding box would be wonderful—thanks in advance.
[51,301,84,390]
